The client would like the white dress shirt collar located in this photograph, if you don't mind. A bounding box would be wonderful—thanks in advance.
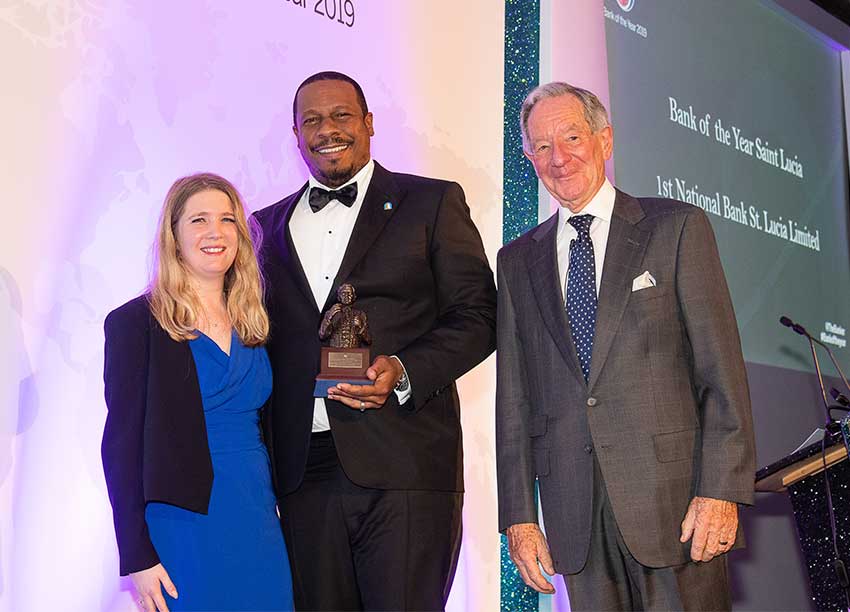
[557,178,616,229]
[556,178,616,299]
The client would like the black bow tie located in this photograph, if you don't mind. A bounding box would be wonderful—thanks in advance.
[309,183,358,213]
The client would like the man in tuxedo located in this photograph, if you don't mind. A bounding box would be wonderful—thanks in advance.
[254,71,496,611]
[496,82,755,610]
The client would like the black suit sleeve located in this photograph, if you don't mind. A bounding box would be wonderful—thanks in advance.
[101,304,160,575]
[396,182,497,409]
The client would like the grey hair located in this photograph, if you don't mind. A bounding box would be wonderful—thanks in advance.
[519,82,610,151]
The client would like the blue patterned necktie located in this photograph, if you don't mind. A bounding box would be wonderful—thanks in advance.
[566,214,597,382]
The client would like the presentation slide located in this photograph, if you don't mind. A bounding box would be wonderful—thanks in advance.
[602,0,850,377]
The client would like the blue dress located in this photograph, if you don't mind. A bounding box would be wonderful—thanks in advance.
[145,330,294,611]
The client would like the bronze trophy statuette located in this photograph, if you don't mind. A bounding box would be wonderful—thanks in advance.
[314,283,374,396]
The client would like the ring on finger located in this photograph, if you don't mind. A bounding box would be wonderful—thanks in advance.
[360,401,365,412]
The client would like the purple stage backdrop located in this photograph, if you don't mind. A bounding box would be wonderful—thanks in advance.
[0,2,505,610]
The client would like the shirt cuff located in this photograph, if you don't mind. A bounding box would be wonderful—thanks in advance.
[390,355,412,405]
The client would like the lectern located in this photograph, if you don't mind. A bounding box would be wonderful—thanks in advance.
[756,429,850,611]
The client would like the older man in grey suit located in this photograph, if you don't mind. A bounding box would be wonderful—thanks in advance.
[496,82,755,611]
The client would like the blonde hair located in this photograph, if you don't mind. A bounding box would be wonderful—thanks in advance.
[148,173,269,346]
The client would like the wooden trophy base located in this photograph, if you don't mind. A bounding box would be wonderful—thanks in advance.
[313,346,374,396]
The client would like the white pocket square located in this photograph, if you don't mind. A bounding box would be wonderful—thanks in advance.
[632,271,657,292]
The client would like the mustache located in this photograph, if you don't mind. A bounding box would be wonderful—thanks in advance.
[311,137,354,152]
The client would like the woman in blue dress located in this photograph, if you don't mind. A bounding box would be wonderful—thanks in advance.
[102,173,294,612]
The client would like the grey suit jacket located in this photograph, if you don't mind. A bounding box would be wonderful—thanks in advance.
[495,189,755,573]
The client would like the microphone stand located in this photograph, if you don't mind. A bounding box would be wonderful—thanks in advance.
[804,330,832,424]
[781,316,850,604]
[780,316,850,425]
[816,336,850,399]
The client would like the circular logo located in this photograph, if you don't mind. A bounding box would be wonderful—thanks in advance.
[617,0,635,11]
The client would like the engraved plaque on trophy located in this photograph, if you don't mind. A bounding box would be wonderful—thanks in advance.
[313,283,374,396]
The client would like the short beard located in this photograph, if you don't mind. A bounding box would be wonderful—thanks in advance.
[319,163,357,188]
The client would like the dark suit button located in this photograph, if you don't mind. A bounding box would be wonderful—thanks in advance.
[584,444,593,454]
[587,397,597,407]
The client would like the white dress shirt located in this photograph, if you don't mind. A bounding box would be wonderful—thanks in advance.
[288,159,409,432]
[556,178,616,300]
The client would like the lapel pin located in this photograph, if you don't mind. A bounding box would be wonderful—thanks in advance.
[383,201,393,211]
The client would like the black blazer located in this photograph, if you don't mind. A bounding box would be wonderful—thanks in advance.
[254,162,497,496]
[101,295,214,576]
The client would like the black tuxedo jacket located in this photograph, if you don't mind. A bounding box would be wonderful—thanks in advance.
[254,162,497,496]
[101,295,218,576]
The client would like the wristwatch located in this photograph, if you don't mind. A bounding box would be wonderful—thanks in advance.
[394,369,410,392]
[391,356,410,392]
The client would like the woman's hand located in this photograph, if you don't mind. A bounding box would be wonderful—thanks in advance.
[130,563,178,612]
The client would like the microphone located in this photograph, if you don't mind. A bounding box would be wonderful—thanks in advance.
[782,315,827,346]
[780,315,850,397]
[831,388,850,408]
[780,315,831,423]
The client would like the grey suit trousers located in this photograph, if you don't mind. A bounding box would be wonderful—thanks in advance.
[565,457,730,612]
